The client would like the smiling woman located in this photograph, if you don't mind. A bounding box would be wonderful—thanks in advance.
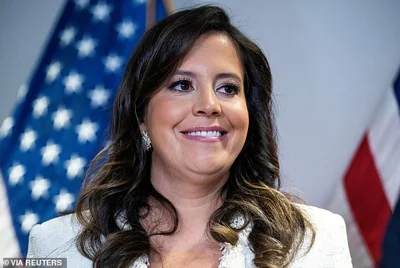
[145,33,249,184]
[26,5,352,268]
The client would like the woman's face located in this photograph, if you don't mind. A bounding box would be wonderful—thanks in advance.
[143,33,249,183]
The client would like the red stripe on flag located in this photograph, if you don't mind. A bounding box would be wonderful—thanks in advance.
[344,135,391,265]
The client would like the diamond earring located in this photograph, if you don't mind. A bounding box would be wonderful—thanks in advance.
[142,131,152,151]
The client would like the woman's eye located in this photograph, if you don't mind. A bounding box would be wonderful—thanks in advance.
[168,80,193,92]
[217,84,239,95]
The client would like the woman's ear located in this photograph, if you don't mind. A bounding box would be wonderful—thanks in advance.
[139,122,147,133]
[139,105,148,132]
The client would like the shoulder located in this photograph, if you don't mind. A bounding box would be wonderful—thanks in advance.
[295,203,345,227]
[27,212,92,266]
[290,204,353,268]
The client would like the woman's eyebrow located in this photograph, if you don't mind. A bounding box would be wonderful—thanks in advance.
[174,70,242,83]
[215,73,242,84]
[174,70,197,78]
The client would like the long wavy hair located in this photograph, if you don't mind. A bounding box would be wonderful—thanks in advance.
[75,5,315,268]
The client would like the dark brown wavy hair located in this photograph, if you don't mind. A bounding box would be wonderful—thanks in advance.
[75,5,315,268]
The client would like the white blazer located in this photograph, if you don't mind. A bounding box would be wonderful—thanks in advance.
[27,204,352,267]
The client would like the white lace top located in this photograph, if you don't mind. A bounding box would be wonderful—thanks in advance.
[27,204,353,267]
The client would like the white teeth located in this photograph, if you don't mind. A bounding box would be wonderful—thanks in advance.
[186,131,222,137]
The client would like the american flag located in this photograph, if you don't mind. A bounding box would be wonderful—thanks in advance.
[328,69,400,267]
[0,0,168,258]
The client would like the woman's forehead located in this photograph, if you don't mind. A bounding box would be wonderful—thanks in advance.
[175,33,244,80]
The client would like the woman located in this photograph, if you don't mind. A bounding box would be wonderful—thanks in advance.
[27,5,352,268]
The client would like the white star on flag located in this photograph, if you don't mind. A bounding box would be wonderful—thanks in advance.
[135,0,147,4]
[46,61,62,83]
[20,211,39,233]
[30,176,51,200]
[116,20,137,39]
[63,71,84,94]
[8,163,26,186]
[75,0,90,10]
[0,117,14,138]
[104,54,123,73]
[41,141,62,166]
[20,129,38,152]
[76,36,97,58]
[53,189,75,212]
[32,96,49,118]
[64,154,87,179]
[76,119,99,143]
[91,2,113,22]
[52,107,73,130]
[17,84,27,101]
[59,26,77,46]
[88,85,111,108]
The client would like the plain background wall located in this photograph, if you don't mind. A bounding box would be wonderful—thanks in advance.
[1,0,400,208]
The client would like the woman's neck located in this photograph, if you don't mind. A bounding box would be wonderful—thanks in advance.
[146,167,227,249]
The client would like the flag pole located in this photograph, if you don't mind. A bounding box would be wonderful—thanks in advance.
[163,0,175,15]
[146,0,156,30]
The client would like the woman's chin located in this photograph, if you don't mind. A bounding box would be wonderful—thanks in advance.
[185,161,230,178]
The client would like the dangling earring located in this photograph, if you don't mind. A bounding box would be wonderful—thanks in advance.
[142,130,152,151]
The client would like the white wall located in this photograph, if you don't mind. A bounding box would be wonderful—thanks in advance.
[1,0,400,207]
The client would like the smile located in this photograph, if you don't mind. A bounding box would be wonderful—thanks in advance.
[180,127,227,143]
[185,131,223,137]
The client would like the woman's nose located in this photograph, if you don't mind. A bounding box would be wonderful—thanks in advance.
[192,87,222,117]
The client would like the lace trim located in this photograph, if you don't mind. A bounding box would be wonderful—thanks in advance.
[129,215,254,268]
[132,254,150,268]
